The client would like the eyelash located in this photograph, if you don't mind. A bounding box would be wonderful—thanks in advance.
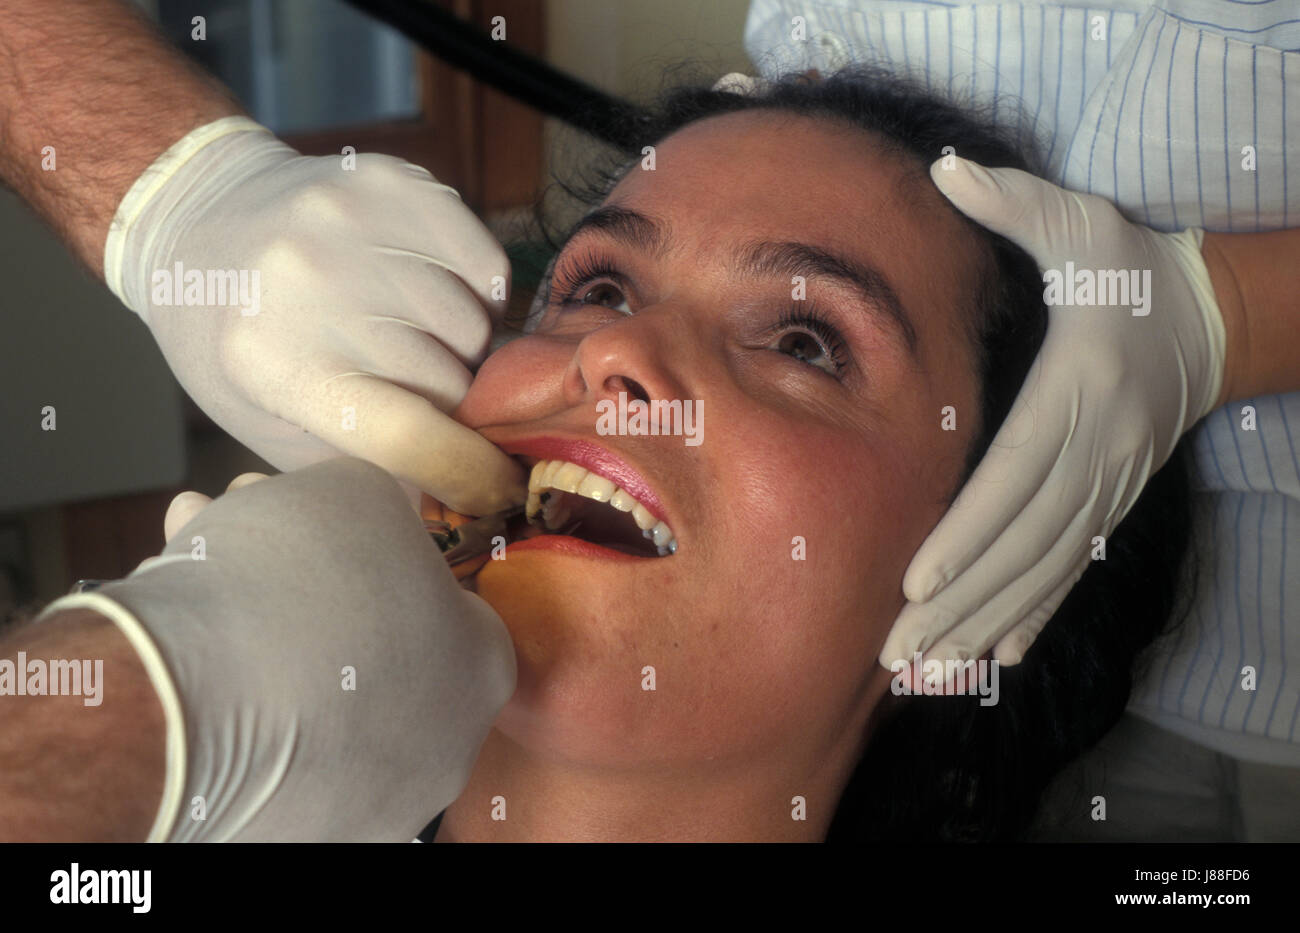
[771,307,850,376]
[547,251,624,308]
[546,252,851,377]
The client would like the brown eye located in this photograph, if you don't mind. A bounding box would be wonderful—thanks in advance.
[770,308,849,378]
[776,331,828,366]
[578,282,631,312]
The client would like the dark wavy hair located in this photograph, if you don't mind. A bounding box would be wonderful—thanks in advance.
[519,64,1196,841]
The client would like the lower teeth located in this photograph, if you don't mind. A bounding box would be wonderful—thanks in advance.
[525,492,675,557]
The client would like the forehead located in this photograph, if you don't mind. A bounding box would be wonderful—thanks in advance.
[604,109,983,342]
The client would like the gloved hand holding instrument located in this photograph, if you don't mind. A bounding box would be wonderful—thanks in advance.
[37,458,516,842]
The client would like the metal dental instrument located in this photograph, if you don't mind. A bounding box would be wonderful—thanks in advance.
[425,505,524,565]
[68,510,524,593]
[68,508,528,592]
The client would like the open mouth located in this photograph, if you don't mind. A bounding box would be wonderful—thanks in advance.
[516,458,677,558]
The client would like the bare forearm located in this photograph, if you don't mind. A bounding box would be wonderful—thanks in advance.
[1205,228,1300,408]
[0,608,164,841]
[0,0,244,273]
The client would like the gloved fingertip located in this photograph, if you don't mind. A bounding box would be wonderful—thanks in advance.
[929,156,1029,229]
[164,491,211,542]
[995,611,1052,665]
[878,636,917,675]
[439,477,527,520]
[166,489,210,510]
[226,472,269,493]
[902,563,946,603]
[879,602,935,669]
[994,644,1024,666]
[929,154,980,194]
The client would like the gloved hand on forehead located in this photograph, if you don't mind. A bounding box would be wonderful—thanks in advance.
[881,157,1226,677]
[104,116,526,517]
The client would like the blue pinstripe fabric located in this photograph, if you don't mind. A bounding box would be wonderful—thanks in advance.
[745,0,1300,765]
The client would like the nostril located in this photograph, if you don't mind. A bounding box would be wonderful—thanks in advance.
[605,376,651,405]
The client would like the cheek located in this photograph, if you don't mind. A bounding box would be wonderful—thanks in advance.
[726,410,938,593]
[666,492,898,758]
[710,422,923,683]
[452,337,567,427]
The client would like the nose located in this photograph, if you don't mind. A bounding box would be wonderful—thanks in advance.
[560,311,695,413]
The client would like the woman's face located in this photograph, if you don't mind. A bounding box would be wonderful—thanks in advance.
[454,109,986,785]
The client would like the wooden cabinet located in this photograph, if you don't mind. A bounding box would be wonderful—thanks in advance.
[281,0,546,214]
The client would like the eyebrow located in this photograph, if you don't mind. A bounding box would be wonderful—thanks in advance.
[558,205,919,356]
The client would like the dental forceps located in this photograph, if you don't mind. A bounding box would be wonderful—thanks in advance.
[424,505,524,566]
[66,507,526,593]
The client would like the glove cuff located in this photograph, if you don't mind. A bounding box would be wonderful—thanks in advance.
[102,115,282,317]
[1164,227,1228,421]
[33,592,187,844]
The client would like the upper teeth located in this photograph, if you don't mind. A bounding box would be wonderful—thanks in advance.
[526,459,678,556]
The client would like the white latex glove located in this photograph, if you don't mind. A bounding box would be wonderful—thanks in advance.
[37,458,516,842]
[104,116,526,517]
[881,157,1227,674]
